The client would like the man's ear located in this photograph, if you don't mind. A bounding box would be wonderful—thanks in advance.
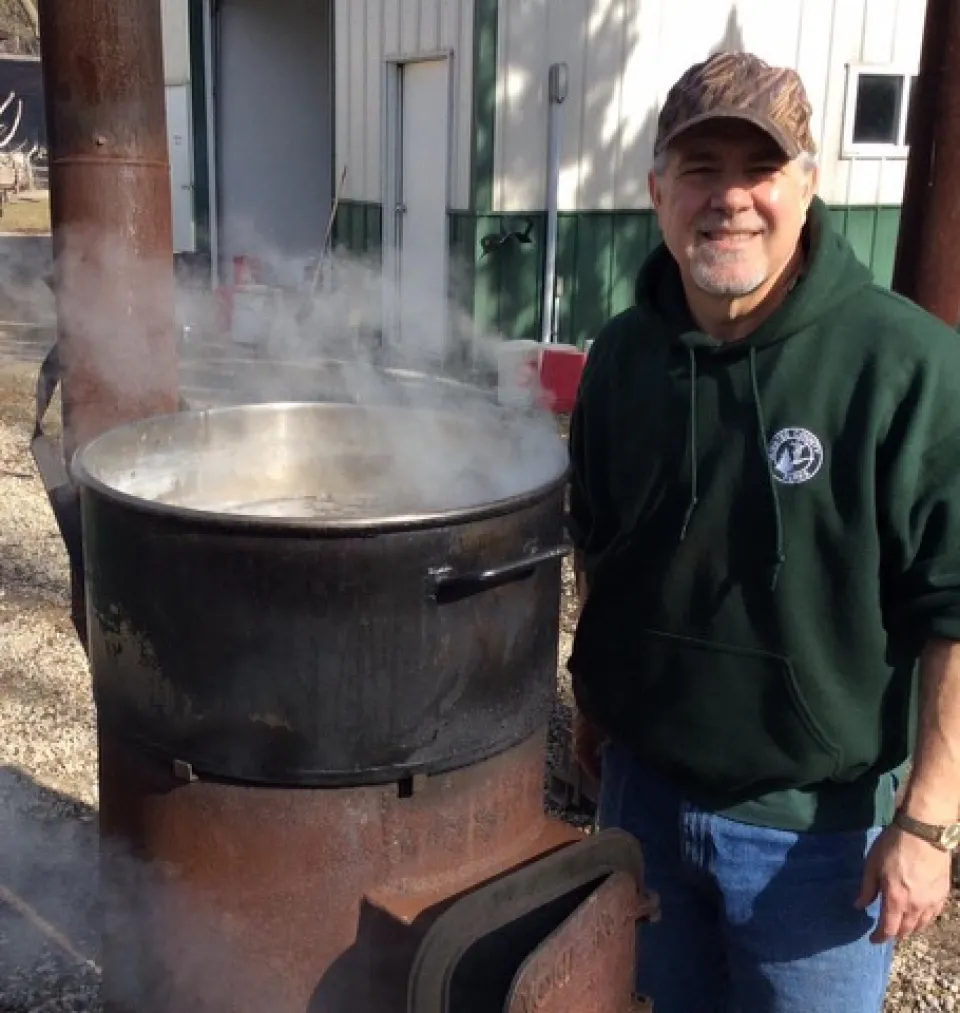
[803,163,820,209]
[648,169,661,209]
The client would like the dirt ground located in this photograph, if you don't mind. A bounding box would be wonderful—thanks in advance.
[0,191,51,236]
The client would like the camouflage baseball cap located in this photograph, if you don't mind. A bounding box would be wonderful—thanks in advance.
[654,52,817,159]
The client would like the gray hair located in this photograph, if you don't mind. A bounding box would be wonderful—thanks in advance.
[651,147,818,177]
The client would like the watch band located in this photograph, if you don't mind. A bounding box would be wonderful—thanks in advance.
[893,809,960,851]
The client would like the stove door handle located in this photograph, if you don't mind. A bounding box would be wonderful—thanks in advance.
[426,542,572,603]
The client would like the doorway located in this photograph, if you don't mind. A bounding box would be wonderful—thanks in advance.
[214,0,334,284]
[384,55,452,362]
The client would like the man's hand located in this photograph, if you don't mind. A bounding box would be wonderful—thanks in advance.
[573,710,603,782]
[856,825,952,943]
[857,637,960,943]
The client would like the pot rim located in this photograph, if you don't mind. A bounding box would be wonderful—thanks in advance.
[70,400,571,535]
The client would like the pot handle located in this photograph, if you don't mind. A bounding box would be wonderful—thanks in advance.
[427,541,572,604]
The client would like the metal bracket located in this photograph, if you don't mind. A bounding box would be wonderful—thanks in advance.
[397,772,428,799]
[172,759,198,783]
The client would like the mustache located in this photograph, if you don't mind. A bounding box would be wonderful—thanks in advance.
[694,217,767,234]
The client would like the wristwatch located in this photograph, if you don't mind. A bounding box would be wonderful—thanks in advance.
[893,809,960,852]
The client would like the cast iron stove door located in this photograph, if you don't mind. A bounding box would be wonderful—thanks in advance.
[407,829,659,1012]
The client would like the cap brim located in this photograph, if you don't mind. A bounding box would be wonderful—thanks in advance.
[655,109,803,159]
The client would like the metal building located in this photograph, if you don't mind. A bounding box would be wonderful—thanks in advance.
[170,0,929,350]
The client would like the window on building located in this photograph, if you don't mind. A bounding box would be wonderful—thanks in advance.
[841,66,917,158]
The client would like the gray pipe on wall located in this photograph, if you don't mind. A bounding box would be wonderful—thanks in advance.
[540,62,568,345]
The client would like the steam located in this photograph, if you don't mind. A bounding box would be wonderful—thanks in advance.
[49,223,569,518]
[0,767,296,1011]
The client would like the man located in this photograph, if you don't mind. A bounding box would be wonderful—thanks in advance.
[567,51,960,1013]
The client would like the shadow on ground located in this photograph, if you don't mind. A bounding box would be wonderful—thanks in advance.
[0,767,101,1010]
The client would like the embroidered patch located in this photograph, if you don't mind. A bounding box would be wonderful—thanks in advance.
[768,427,824,485]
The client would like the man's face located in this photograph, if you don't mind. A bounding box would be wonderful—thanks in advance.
[648,120,817,299]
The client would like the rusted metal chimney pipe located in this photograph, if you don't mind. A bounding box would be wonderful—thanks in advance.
[35,0,179,645]
[891,0,960,325]
[37,0,179,457]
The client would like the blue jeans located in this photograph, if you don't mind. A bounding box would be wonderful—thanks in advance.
[599,741,895,1013]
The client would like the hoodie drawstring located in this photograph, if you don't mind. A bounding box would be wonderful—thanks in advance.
[748,347,786,591]
[679,344,699,542]
[678,345,786,591]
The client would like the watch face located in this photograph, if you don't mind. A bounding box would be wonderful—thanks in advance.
[941,823,960,850]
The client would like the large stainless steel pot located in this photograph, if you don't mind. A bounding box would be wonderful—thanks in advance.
[178,352,497,412]
[72,401,570,787]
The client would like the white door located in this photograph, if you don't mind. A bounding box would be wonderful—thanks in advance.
[165,84,196,253]
[397,59,450,360]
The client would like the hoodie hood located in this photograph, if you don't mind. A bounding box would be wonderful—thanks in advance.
[633,196,875,352]
[631,196,874,590]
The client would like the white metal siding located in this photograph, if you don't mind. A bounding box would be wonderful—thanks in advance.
[494,0,927,211]
[334,0,475,208]
[162,0,191,86]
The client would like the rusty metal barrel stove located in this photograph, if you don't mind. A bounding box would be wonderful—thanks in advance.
[70,401,658,1011]
[37,0,657,1007]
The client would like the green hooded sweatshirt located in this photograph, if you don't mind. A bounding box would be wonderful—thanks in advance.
[567,196,960,832]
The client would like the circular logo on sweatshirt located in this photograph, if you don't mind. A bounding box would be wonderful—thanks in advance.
[768,428,824,485]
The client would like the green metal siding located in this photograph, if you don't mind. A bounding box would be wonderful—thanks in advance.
[464,0,501,340]
[455,205,902,348]
[447,212,480,323]
[453,210,658,347]
[187,0,210,259]
[457,213,543,338]
[335,203,903,349]
[331,200,382,261]
[826,206,901,290]
[469,0,499,214]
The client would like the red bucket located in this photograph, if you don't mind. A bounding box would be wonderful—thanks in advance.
[539,344,586,414]
[233,255,262,286]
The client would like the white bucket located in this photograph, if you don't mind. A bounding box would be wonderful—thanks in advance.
[231,284,284,349]
[496,339,542,407]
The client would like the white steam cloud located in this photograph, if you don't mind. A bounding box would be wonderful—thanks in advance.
[39,222,571,520]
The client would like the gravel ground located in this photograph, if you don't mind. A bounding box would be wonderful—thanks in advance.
[0,349,101,1012]
[0,351,957,1011]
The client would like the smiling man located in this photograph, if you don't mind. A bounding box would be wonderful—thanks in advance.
[567,52,960,1012]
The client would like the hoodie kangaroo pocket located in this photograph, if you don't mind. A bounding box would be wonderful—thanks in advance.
[594,629,844,796]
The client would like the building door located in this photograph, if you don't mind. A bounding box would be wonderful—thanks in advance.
[166,84,196,253]
[390,57,450,361]
[215,0,334,284]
